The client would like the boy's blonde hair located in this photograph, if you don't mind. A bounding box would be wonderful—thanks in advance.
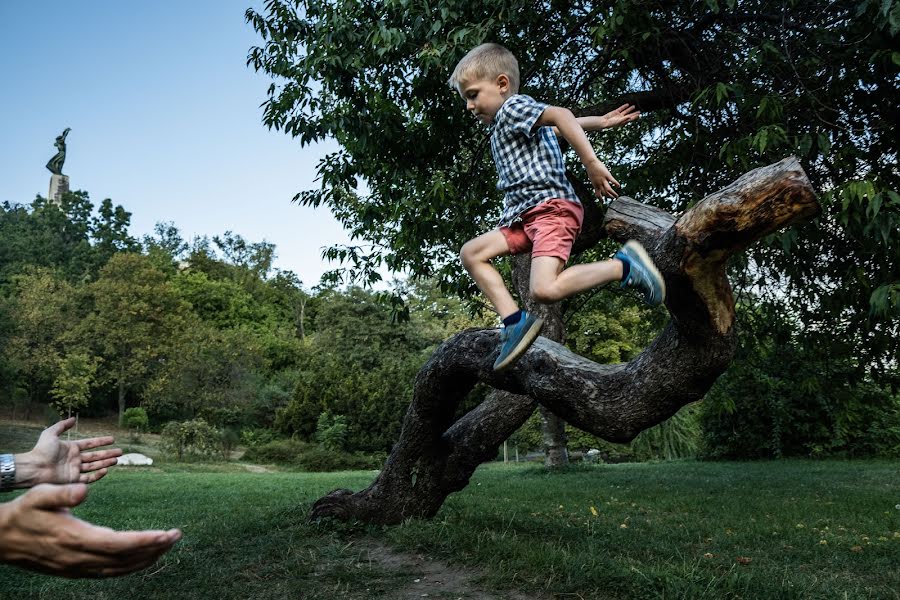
[448,43,520,93]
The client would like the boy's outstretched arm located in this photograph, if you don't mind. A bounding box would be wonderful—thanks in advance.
[537,106,620,199]
[550,104,640,136]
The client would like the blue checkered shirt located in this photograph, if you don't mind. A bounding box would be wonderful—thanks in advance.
[490,94,579,227]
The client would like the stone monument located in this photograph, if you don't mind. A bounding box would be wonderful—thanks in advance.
[46,128,71,204]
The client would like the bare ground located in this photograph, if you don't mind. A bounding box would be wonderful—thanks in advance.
[348,538,553,600]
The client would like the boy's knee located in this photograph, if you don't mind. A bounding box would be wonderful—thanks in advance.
[459,240,478,268]
[531,282,561,304]
[459,246,471,268]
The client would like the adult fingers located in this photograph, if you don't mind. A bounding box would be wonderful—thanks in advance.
[79,468,108,484]
[21,483,88,511]
[81,456,120,473]
[75,436,117,451]
[74,525,182,557]
[80,448,123,465]
[52,545,173,579]
[44,418,77,439]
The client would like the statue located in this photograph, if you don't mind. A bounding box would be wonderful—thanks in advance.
[46,128,71,175]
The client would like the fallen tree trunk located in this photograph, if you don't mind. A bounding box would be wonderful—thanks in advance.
[311,157,819,524]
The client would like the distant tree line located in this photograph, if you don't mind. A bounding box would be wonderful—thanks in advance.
[1,191,897,459]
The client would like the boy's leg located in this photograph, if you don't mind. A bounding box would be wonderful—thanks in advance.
[530,256,624,303]
[459,230,519,318]
[530,244,665,306]
[460,229,544,371]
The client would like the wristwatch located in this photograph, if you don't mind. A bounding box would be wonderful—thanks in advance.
[0,454,15,491]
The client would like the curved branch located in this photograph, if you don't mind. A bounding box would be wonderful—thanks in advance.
[311,157,818,524]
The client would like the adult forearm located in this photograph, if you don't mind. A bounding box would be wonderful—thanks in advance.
[11,453,45,489]
[0,453,43,492]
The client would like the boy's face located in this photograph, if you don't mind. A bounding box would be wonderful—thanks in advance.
[458,74,512,124]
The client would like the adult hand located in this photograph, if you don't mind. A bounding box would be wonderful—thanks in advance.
[601,104,640,129]
[0,483,181,578]
[15,418,122,488]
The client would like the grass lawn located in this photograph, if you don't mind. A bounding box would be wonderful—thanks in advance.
[0,424,898,599]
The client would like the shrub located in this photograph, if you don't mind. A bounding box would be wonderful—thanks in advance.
[315,412,348,452]
[296,447,380,472]
[240,427,276,449]
[123,407,149,441]
[242,438,312,463]
[241,437,382,472]
[161,419,221,461]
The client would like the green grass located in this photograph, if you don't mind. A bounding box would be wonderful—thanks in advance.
[0,446,897,598]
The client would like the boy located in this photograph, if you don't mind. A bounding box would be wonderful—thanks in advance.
[450,43,666,371]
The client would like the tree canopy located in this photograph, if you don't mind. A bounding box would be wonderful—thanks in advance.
[246,0,899,385]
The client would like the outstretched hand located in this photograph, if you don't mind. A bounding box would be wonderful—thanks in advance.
[586,159,620,199]
[0,483,181,578]
[602,104,640,129]
[23,418,122,486]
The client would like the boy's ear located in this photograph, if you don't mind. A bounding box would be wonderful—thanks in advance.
[496,74,510,92]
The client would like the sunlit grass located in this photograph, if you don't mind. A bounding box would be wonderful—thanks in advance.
[0,440,897,599]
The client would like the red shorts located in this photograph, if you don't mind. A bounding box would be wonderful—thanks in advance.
[500,198,584,262]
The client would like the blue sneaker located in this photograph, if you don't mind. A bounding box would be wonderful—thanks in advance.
[493,311,544,371]
[617,240,666,306]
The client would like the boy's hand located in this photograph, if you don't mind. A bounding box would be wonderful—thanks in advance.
[601,104,640,129]
[586,159,620,199]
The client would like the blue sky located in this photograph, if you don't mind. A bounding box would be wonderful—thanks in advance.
[0,1,364,287]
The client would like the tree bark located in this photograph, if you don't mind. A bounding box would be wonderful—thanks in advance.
[509,251,570,467]
[311,157,819,525]
[118,376,126,426]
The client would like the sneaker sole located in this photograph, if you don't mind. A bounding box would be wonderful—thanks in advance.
[624,240,666,304]
[493,317,544,371]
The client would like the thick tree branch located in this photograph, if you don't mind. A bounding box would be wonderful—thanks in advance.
[311,157,818,524]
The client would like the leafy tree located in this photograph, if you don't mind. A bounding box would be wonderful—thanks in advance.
[171,270,267,329]
[6,269,78,407]
[0,296,18,407]
[142,322,265,426]
[90,198,139,266]
[82,253,189,424]
[50,352,100,419]
[246,0,897,379]
[701,297,900,458]
[212,231,276,283]
[142,222,189,274]
[276,287,441,451]
[0,194,95,285]
[247,0,897,477]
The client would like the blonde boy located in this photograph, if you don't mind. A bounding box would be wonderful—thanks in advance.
[451,43,665,371]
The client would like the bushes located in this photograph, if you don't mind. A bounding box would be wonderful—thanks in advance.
[161,419,224,460]
[123,407,149,441]
[507,405,700,463]
[242,437,382,472]
[699,301,900,459]
[242,438,313,463]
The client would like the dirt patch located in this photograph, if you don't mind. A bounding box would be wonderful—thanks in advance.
[238,463,275,473]
[350,538,550,600]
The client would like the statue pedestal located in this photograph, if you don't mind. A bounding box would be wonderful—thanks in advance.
[48,174,69,204]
